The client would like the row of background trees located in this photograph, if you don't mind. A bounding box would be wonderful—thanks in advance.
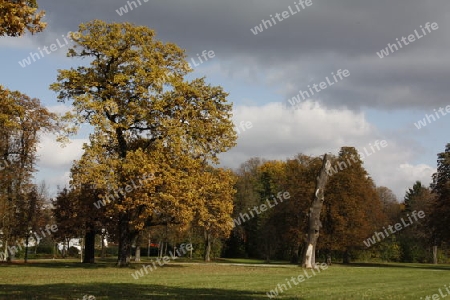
[225,147,448,265]
[3,142,450,265]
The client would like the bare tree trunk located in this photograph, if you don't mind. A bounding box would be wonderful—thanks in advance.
[302,154,331,269]
[433,246,438,264]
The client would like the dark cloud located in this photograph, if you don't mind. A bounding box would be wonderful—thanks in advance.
[37,0,450,109]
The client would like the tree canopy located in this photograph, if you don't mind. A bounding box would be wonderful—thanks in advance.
[50,20,237,266]
[0,0,46,36]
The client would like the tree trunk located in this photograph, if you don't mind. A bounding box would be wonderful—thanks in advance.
[343,249,351,264]
[24,234,29,263]
[101,232,106,259]
[117,214,131,267]
[302,154,331,268]
[83,228,96,263]
[326,251,332,266]
[134,234,141,262]
[147,236,151,258]
[159,241,166,259]
[115,128,131,267]
[157,240,162,259]
[62,237,68,258]
[80,237,83,263]
[5,240,11,262]
[204,230,211,262]
[187,233,193,259]
[135,246,141,262]
[433,246,438,264]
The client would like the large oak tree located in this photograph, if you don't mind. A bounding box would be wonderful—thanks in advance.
[50,20,236,266]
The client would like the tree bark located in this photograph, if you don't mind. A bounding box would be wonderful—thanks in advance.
[204,230,211,262]
[302,154,331,268]
[115,128,131,267]
[135,246,141,262]
[5,240,11,262]
[343,249,351,264]
[158,240,162,259]
[134,235,141,262]
[83,227,96,263]
[24,234,29,263]
[188,235,193,259]
[117,214,131,267]
[433,246,438,264]
[101,231,106,259]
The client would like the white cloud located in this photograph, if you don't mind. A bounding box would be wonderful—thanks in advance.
[372,163,435,200]
[36,134,87,169]
[0,35,35,49]
[225,100,374,159]
[47,104,73,115]
[220,101,435,199]
[34,134,87,196]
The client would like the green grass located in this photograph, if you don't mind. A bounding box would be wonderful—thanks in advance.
[1,259,450,299]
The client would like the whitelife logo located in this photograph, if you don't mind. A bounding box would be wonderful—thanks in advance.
[131,243,193,279]
[150,50,215,89]
[1,224,58,260]
[93,173,155,209]
[116,0,149,16]
[235,121,253,135]
[327,140,388,176]
[421,284,450,300]
[414,105,450,129]
[18,31,80,68]
[287,69,350,109]
[266,263,328,298]
[376,22,439,59]
[363,210,425,247]
[251,0,313,35]
[230,192,290,227]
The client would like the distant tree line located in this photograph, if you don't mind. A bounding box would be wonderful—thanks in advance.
[224,145,450,264]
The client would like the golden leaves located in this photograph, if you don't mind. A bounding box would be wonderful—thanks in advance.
[0,0,46,36]
[51,21,237,248]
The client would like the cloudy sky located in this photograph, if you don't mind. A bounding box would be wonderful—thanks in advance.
[1,0,448,199]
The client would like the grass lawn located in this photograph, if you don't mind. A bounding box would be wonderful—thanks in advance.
[1,259,449,299]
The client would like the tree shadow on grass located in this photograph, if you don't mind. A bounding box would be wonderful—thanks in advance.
[0,282,284,300]
[0,260,189,270]
[339,262,450,271]
[0,261,112,269]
